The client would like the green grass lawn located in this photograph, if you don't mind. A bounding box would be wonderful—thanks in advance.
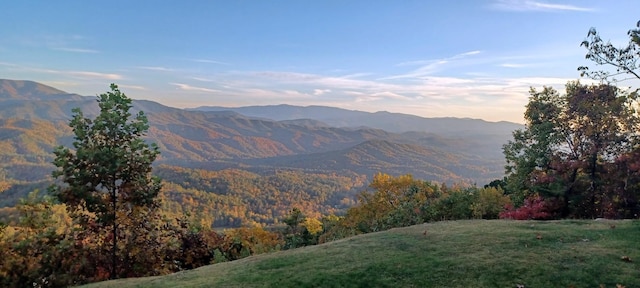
[83,220,640,288]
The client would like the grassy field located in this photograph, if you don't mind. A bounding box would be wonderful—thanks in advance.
[83,220,640,288]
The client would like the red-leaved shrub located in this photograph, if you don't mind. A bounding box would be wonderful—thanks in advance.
[499,195,554,220]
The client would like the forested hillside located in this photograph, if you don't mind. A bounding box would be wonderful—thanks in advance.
[156,165,366,227]
[0,79,516,220]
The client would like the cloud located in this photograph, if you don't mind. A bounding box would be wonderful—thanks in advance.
[170,83,219,93]
[340,73,373,79]
[0,62,18,67]
[230,88,315,101]
[250,71,393,92]
[313,89,331,96]
[191,77,216,82]
[35,34,101,54]
[387,51,482,79]
[0,62,122,80]
[345,91,412,103]
[35,68,122,80]
[119,84,147,91]
[188,58,230,65]
[500,63,528,68]
[370,91,412,100]
[136,66,174,72]
[65,71,122,80]
[397,51,481,67]
[173,70,582,122]
[52,47,99,53]
[491,0,594,12]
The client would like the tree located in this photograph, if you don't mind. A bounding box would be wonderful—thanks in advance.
[503,82,639,218]
[579,21,640,82]
[503,86,563,204]
[0,190,75,287]
[283,207,306,249]
[49,84,162,279]
[576,21,640,217]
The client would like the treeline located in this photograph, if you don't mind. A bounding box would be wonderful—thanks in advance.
[0,191,285,287]
[318,173,510,242]
[0,172,508,287]
[498,21,640,219]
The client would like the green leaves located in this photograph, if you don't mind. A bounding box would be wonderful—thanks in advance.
[49,84,163,279]
[580,21,640,83]
[503,82,640,218]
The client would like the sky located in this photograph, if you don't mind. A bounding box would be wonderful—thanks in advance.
[1,1,639,123]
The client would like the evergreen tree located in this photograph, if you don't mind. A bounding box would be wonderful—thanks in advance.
[49,84,162,279]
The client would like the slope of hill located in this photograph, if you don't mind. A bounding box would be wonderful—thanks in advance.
[247,140,501,184]
[0,79,83,100]
[82,220,640,288]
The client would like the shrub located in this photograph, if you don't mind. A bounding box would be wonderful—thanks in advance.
[499,194,554,220]
[471,187,512,219]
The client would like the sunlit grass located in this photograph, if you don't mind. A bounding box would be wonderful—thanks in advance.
[83,219,640,288]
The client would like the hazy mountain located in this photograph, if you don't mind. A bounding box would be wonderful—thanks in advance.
[189,104,524,137]
[245,139,501,184]
[0,79,514,208]
[0,79,83,100]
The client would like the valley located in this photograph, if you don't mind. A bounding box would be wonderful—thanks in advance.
[0,79,519,226]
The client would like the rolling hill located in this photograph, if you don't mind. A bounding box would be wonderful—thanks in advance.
[82,220,640,288]
[0,79,518,225]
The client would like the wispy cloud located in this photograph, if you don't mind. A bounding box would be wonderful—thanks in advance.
[397,51,482,67]
[191,77,216,82]
[52,47,99,53]
[119,84,147,91]
[491,0,594,12]
[188,58,230,65]
[387,50,482,80]
[340,73,373,79]
[0,62,121,80]
[34,68,123,80]
[36,34,101,54]
[170,83,219,93]
[65,71,122,80]
[230,88,315,101]
[500,63,528,68]
[251,71,387,91]
[0,62,19,67]
[370,91,412,100]
[136,66,174,72]
[313,89,331,96]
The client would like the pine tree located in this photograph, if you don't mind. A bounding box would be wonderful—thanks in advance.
[49,84,162,279]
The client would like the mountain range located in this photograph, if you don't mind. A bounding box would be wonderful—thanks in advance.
[190,104,522,137]
[0,79,521,224]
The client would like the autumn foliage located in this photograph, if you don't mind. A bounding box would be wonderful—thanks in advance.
[499,195,555,220]
[321,173,512,241]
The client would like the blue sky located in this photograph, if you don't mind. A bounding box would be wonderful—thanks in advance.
[1,0,638,123]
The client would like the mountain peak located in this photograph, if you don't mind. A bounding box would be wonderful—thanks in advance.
[0,79,79,100]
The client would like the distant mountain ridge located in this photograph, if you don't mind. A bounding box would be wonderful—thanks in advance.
[189,104,523,136]
[0,79,515,210]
